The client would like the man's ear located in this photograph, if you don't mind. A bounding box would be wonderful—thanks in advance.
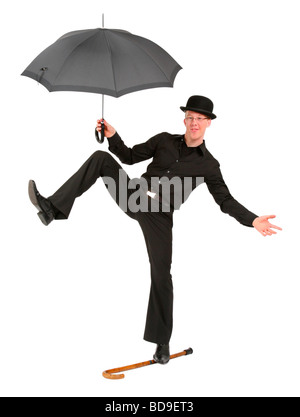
[207,119,212,127]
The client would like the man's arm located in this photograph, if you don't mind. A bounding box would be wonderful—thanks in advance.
[204,164,258,227]
[205,164,282,236]
[96,119,160,165]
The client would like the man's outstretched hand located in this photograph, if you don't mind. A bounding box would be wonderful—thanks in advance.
[252,215,282,237]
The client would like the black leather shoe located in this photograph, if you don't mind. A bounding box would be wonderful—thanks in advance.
[153,344,170,365]
[28,180,55,226]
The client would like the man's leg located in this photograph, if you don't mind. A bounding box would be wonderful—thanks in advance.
[137,211,174,357]
[29,151,133,223]
[49,151,131,219]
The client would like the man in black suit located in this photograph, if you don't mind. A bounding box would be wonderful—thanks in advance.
[28,96,282,364]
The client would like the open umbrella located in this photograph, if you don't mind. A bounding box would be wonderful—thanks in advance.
[21,15,182,143]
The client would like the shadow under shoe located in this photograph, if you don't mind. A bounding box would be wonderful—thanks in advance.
[153,344,170,365]
[28,180,55,226]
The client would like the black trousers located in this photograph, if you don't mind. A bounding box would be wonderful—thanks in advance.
[48,151,173,345]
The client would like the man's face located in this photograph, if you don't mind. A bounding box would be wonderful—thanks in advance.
[184,110,211,142]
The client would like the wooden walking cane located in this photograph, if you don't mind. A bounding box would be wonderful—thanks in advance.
[103,348,193,379]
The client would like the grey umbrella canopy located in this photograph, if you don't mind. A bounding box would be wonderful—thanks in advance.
[21,28,182,98]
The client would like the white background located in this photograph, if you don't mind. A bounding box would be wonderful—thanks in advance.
[1,0,299,397]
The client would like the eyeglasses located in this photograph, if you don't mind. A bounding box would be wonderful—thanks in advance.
[185,116,209,123]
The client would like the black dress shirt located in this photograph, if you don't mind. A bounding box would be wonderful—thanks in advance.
[108,132,258,227]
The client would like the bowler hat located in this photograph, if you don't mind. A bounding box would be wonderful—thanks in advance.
[180,95,217,119]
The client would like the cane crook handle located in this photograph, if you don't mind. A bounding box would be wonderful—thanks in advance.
[103,359,155,380]
[95,120,105,144]
[102,370,125,380]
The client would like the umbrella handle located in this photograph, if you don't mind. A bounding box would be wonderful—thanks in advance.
[95,121,105,144]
